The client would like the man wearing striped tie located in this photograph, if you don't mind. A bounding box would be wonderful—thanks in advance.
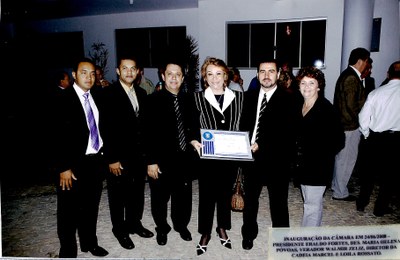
[144,57,195,246]
[240,58,297,250]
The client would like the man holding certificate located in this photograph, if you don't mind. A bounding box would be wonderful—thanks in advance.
[188,57,244,255]
[240,58,296,250]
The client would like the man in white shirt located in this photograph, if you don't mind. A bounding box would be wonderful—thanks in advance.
[356,60,400,216]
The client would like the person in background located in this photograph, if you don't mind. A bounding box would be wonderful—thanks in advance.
[361,58,375,93]
[356,60,400,216]
[101,55,154,251]
[137,65,156,95]
[332,47,370,201]
[52,58,108,258]
[155,67,165,91]
[144,58,194,246]
[188,57,243,256]
[228,67,244,92]
[45,70,72,174]
[94,65,110,89]
[278,70,297,94]
[56,71,71,91]
[239,58,296,250]
[353,57,375,178]
[247,76,259,92]
[233,67,244,88]
[294,66,345,227]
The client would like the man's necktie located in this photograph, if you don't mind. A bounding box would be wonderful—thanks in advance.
[128,87,139,116]
[83,92,100,150]
[255,93,267,143]
[174,96,187,151]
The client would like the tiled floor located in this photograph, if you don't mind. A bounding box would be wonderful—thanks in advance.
[1,176,399,259]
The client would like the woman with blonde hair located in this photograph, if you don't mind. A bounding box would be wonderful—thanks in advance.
[188,57,243,255]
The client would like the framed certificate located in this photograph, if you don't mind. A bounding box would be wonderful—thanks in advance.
[200,129,254,161]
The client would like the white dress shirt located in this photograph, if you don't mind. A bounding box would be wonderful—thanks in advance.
[251,86,277,144]
[359,79,400,138]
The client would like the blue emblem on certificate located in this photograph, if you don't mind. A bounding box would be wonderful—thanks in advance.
[200,129,253,161]
[202,131,215,155]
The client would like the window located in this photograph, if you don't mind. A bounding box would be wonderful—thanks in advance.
[115,26,186,67]
[371,18,381,52]
[227,19,326,69]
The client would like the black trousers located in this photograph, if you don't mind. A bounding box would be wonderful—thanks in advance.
[197,159,237,235]
[106,161,147,237]
[57,154,106,258]
[357,131,400,213]
[241,162,290,241]
[148,161,192,234]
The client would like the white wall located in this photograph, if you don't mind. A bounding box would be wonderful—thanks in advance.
[24,0,399,101]
[372,0,400,86]
[199,0,344,100]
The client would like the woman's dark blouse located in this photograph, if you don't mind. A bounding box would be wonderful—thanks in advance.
[294,96,345,186]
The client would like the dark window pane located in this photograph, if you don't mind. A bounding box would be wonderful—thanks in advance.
[301,20,326,67]
[115,26,186,68]
[226,19,326,69]
[151,27,186,67]
[227,24,249,67]
[276,22,300,68]
[371,18,381,52]
[115,28,150,66]
[250,23,275,67]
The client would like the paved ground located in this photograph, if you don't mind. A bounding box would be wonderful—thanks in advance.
[1,175,400,260]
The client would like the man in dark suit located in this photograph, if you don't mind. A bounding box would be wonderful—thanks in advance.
[53,57,108,258]
[144,59,194,246]
[101,55,153,250]
[240,58,296,250]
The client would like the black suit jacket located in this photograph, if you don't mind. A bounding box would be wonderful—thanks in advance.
[52,85,106,176]
[101,81,148,168]
[144,88,194,172]
[240,86,296,177]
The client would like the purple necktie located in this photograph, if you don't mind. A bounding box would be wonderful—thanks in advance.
[83,92,100,150]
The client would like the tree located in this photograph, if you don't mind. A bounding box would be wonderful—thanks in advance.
[88,41,109,74]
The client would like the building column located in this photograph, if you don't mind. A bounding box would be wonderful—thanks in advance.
[341,0,374,70]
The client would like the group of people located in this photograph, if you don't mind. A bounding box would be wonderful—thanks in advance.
[48,47,400,258]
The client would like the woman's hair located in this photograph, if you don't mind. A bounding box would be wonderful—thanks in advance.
[296,66,326,95]
[278,71,292,88]
[200,57,229,89]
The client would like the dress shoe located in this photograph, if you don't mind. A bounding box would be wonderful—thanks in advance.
[332,195,357,201]
[356,201,366,212]
[115,235,135,249]
[242,239,254,250]
[373,207,394,217]
[356,205,365,212]
[82,245,109,257]
[196,243,207,255]
[178,228,192,241]
[130,227,154,238]
[216,227,232,249]
[156,233,168,246]
[196,234,211,256]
